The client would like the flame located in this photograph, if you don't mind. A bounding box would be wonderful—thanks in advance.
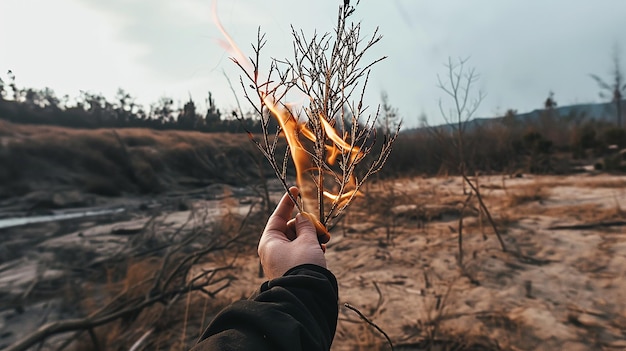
[212,1,364,238]
[211,1,252,74]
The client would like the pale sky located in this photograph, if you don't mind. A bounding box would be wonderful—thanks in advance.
[1,0,625,127]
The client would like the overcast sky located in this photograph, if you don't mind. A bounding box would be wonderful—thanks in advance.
[1,0,625,127]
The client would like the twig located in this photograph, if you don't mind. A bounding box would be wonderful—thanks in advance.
[129,329,153,351]
[6,210,244,351]
[463,174,507,252]
[5,278,231,351]
[548,220,626,230]
[87,328,101,351]
[458,192,473,268]
[344,303,394,351]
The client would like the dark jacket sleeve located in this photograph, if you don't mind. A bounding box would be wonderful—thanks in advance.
[190,264,339,351]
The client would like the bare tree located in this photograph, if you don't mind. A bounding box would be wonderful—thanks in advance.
[590,45,626,127]
[379,91,401,135]
[436,56,486,178]
[432,57,506,270]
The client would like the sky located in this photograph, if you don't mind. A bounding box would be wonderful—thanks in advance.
[1,0,625,128]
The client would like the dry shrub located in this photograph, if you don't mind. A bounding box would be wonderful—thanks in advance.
[71,258,161,351]
[73,292,227,351]
[122,259,161,299]
[72,251,234,351]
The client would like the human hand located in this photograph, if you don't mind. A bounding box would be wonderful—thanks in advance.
[258,187,328,280]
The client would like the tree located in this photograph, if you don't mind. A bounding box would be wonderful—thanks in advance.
[205,91,221,127]
[544,90,557,110]
[114,88,137,125]
[177,97,201,130]
[435,56,507,271]
[538,91,562,145]
[436,56,486,175]
[590,46,625,127]
[150,97,175,126]
[378,91,400,135]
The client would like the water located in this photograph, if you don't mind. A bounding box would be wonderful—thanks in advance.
[0,208,125,230]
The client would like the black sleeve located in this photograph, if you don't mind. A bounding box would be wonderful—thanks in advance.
[190,264,339,351]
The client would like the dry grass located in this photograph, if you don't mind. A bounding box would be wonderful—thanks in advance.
[542,203,624,223]
[504,182,551,207]
[560,177,626,189]
[66,206,256,351]
[0,120,262,197]
[0,193,259,351]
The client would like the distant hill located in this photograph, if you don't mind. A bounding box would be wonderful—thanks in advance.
[406,101,622,133]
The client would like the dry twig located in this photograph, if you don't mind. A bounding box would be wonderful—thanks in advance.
[217,1,400,232]
[345,303,394,351]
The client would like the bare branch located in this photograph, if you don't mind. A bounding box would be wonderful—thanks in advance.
[221,1,398,232]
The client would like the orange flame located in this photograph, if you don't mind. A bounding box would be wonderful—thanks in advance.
[212,1,364,238]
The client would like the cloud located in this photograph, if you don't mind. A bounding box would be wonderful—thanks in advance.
[0,0,151,99]
[2,0,626,127]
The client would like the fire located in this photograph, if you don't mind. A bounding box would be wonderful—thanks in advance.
[212,1,364,239]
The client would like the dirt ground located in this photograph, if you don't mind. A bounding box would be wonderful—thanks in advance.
[218,173,626,350]
[1,173,625,350]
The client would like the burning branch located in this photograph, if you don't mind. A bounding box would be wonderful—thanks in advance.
[214,1,400,238]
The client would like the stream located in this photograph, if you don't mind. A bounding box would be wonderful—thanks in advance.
[0,207,126,230]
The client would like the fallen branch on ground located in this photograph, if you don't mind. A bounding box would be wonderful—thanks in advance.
[547,220,626,230]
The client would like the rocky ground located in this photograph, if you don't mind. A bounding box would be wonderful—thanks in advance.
[1,173,625,350]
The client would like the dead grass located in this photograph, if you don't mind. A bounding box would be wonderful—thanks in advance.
[504,182,551,207]
[542,203,624,223]
[65,198,258,351]
[562,177,626,189]
[0,120,262,197]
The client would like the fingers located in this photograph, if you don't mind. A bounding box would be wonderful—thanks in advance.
[287,217,328,248]
[300,212,331,244]
[285,218,297,241]
[262,187,298,238]
[272,187,299,222]
[260,187,330,250]
[294,213,320,244]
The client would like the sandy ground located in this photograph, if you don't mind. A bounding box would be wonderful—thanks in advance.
[333,173,626,350]
[214,173,626,350]
[1,173,625,350]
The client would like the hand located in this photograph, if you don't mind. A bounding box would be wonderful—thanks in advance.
[258,187,327,280]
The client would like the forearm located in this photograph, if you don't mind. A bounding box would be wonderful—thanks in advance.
[192,264,338,351]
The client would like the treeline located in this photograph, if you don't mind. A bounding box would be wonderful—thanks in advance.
[2,72,625,178]
[384,102,626,177]
[0,72,267,132]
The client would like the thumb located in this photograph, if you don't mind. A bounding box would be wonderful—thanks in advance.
[294,213,318,244]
